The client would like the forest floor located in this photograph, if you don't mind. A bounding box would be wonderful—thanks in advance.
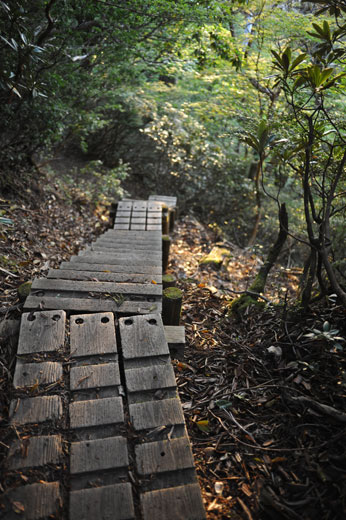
[0,182,345,519]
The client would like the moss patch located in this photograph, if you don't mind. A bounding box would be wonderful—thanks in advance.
[199,247,231,269]
[17,281,32,301]
[163,287,182,300]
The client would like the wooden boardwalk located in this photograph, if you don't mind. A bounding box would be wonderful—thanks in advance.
[2,197,205,519]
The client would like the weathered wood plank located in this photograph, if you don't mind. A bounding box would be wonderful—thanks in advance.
[135,437,194,476]
[91,244,162,253]
[104,230,162,238]
[149,195,177,208]
[24,296,162,315]
[125,364,176,393]
[8,435,63,469]
[59,262,161,274]
[146,225,162,231]
[69,483,135,520]
[13,361,63,388]
[130,217,146,224]
[10,396,63,425]
[114,223,130,230]
[17,310,66,355]
[69,396,124,428]
[147,218,162,224]
[70,312,117,358]
[3,482,61,520]
[70,363,120,390]
[133,201,148,210]
[70,255,161,266]
[129,398,185,431]
[79,249,161,260]
[117,201,133,211]
[33,278,162,296]
[163,325,185,360]
[70,436,128,474]
[141,484,206,520]
[130,224,146,230]
[47,269,162,284]
[119,314,169,360]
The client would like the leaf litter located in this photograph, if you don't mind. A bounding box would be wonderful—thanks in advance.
[169,215,346,520]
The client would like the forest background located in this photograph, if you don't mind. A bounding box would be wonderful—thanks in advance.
[1,0,346,308]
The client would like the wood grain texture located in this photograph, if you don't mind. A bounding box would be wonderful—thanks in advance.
[24,296,162,315]
[69,396,124,428]
[148,195,177,208]
[104,230,162,238]
[89,245,161,254]
[3,482,61,520]
[114,224,130,230]
[70,436,128,474]
[8,435,63,469]
[70,255,161,266]
[125,364,176,393]
[17,310,66,354]
[47,269,162,284]
[80,249,161,260]
[33,278,162,296]
[129,399,185,431]
[59,262,162,274]
[70,313,117,358]
[10,396,63,425]
[135,437,194,476]
[69,483,135,520]
[119,313,169,360]
[141,484,206,520]
[70,363,120,390]
[13,361,63,388]
[164,325,185,360]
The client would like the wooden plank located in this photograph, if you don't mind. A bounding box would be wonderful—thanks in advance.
[130,224,146,230]
[70,255,161,266]
[3,482,61,520]
[24,296,162,315]
[33,279,162,296]
[146,225,162,231]
[70,436,128,474]
[115,211,131,217]
[130,217,146,224]
[79,249,161,260]
[47,269,162,284]
[88,245,161,254]
[149,195,177,207]
[114,217,130,223]
[119,314,169,360]
[141,484,206,520]
[69,483,135,520]
[104,230,162,237]
[135,437,194,476]
[94,242,161,251]
[70,363,120,390]
[70,312,117,358]
[13,361,63,388]
[69,396,124,429]
[133,201,148,210]
[59,262,161,274]
[125,364,176,393]
[147,218,162,224]
[117,201,133,211]
[10,396,63,425]
[129,398,185,431]
[164,325,185,360]
[114,224,130,230]
[17,310,66,355]
[8,435,63,469]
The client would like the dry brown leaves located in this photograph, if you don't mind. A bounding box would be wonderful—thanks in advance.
[169,215,346,520]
